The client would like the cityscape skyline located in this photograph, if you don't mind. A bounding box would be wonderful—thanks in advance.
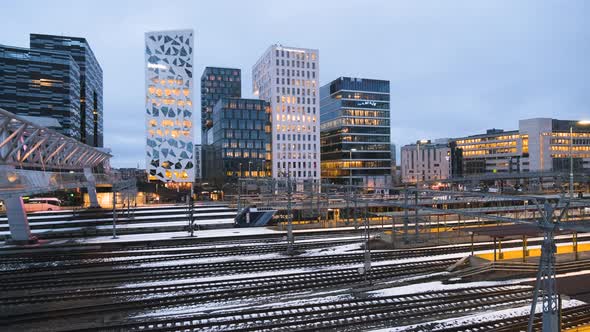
[1,0,589,168]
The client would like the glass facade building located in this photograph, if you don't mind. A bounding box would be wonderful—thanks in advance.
[204,97,271,185]
[30,34,103,147]
[0,34,102,146]
[200,67,241,144]
[320,77,392,189]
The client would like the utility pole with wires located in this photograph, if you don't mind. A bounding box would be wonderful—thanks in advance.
[111,177,137,240]
[414,191,420,242]
[353,189,358,229]
[112,189,118,239]
[362,202,372,282]
[403,185,409,243]
[187,194,196,237]
[286,168,295,255]
[527,199,570,332]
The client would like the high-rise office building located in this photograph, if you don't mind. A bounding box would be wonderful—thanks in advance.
[200,67,241,144]
[0,34,103,146]
[145,29,195,183]
[252,44,320,180]
[30,34,103,147]
[204,98,271,186]
[319,77,392,190]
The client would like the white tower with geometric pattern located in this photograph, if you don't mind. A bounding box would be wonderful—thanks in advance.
[145,29,195,183]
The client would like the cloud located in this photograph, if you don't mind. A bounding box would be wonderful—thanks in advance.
[1,0,588,168]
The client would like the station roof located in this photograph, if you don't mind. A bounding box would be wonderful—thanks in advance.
[468,224,571,238]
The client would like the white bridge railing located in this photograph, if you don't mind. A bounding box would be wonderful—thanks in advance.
[0,108,121,243]
[0,108,111,170]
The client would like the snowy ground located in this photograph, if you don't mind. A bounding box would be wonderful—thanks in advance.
[0,204,232,221]
[0,217,236,236]
[1,211,236,227]
[374,299,587,331]
[2,211,590,331]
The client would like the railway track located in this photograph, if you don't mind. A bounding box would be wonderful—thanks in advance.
[0,245,464,280]
[1,230,586,271]
[0,238,362,265]
[421,303,590,331]
[453,258,590,281]
[0,241,500,276]
[0,233,362,259]
[44,285,532,332]
[0,259,453,324]
[3,244,590,293]
[0,253,458,291]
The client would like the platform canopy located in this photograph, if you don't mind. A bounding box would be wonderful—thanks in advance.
[468,224,572,238]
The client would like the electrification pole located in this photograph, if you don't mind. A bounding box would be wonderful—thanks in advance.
[414,191,419,242]
[569,126,574,200]
[112,190,118,239]
[363,202,372,282]
[403,185,409,243]
[528,199,570,332]
[286,169,294,255]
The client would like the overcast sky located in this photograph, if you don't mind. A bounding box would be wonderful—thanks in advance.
[2,0,588,168]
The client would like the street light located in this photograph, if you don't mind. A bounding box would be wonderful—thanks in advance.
[570,120,590,199]
[248,161,252,178]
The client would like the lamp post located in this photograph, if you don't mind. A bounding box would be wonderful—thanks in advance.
[570,121,590,199]
[248,161,252,178]
[570,126,574,200]
[239,163,242,178]
[349,148,357,225]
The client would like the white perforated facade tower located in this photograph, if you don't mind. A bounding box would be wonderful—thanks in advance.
[145,29,195,183]
[253,45,320,180]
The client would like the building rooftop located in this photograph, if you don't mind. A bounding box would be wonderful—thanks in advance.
[30,33,89,44]
[456,129,519,140]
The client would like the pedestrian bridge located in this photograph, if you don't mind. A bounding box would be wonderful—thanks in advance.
[0,108,122,243]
